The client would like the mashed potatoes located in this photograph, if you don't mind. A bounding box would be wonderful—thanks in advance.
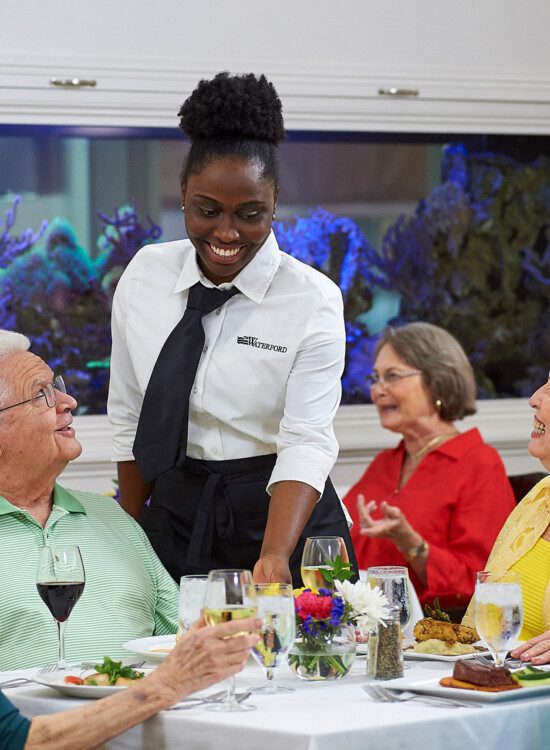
[412,638,478,656]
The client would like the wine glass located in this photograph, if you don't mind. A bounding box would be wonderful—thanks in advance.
[249,583,296,694]
[36,545,85,670]
[177,574,208,639]
[202,569,258,712]
[366,566,412,631]
[300,536,349,591]
[475,570,523,667]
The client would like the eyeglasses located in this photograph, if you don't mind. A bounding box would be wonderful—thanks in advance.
[0,375,66,414]
[366,369,422,389]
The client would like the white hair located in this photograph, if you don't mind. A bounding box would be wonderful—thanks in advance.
[0,330,31,406]
[0,330,31,358]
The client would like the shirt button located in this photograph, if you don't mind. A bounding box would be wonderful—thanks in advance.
[216,308,222,315]
[202,345,208,353]
[192,386,198,394]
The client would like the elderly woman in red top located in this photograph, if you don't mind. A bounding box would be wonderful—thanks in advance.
[343,323,515,613]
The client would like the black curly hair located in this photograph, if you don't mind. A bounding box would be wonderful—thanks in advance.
[178,72,285,187]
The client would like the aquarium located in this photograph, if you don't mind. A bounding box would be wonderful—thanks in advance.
[1,125,549,413]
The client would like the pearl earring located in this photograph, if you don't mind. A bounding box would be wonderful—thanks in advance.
[181,206,185,212]
[435,399,442,409]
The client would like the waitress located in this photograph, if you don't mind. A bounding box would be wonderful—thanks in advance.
[108,71,357,585]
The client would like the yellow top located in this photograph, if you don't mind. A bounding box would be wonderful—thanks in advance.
[463,475,550,629]
[510,538,550,639]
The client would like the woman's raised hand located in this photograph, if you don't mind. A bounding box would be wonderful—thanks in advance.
[356,494,419,550]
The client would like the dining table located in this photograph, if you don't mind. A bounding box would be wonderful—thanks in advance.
[3,656,550,750]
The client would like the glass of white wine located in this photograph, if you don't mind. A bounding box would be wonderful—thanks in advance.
[475,570,523,667]
[366,566,412,632]
[202,569,258,712]
[300,536,349,591]
[249,583,296,694]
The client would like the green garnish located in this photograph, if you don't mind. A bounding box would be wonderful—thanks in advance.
[93,656,144,685]
[319,555,355,584]
[423,598,451,622]
[512,666,550,684]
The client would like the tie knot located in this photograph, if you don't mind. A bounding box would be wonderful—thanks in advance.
[187,282,240,316]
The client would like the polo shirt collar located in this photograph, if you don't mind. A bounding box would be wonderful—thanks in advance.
[0,483,86,517]
[173,231,281,304]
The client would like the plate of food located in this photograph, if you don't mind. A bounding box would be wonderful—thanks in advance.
[122,634,176,662]
[387,658,550,703]
[33,657,150,698]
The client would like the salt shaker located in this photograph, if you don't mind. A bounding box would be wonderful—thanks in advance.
[366,605,404,680]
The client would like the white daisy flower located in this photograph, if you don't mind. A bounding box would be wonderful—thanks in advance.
[334,579,391,633]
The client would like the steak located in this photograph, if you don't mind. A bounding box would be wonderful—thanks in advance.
[453,659,515,687]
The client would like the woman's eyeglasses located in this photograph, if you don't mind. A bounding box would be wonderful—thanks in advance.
[366,369,422,389]
[0,375,66,414]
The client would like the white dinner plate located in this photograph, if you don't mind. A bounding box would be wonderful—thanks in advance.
[33,668,153,699]
[356,639,490,661]
[382,672,550,703]
[123,634,176,662]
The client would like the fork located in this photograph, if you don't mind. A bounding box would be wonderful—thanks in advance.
[0,677,34,689]
[166,691,251,711]
[473,654,524,669]
[362,684,477,709]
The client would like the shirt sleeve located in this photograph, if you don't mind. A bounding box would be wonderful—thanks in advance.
[131,522,179,635]
[108,269,143,462]
[421,456,516,605]
[267,287,346,494]
[0,692,30,750]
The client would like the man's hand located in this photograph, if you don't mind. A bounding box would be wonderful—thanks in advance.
[253,553,292,584]
[511,631,550,665]
[153,616,261,703]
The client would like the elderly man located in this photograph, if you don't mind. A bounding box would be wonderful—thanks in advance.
[0,330,178,669]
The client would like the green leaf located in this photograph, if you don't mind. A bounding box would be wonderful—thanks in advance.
[319,555,355,584]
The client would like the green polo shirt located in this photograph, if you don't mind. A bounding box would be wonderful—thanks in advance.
[0,485,178,670]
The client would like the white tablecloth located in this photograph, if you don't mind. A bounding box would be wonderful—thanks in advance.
[4,658,550,750]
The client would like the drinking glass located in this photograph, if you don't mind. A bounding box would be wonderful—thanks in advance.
[202,569,257,712]
[249,583,295,694]
[475,570,523,667]
[178,574,208,638]
[366,566,412,631]
[36,545,85,670]
[300,536,349,591]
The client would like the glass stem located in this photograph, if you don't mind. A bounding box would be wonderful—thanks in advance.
[266,668,274,682]
[225,674,237,704]
[57,620,68,669]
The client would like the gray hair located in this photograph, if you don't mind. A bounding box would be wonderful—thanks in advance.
[0,330,31,406]
[375,322,477,422]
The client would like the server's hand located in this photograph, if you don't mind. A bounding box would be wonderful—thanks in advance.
[253,553,292,584]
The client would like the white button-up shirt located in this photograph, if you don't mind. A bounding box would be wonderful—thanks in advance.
[108,231,345,494]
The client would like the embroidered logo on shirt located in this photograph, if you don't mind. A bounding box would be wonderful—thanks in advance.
[237,336,287,353]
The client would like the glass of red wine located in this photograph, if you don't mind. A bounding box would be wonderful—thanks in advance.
[36,545,85,670]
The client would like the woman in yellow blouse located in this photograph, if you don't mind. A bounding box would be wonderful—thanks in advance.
[463,373,550,665]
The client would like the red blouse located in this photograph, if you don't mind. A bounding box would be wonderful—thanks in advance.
[343,429,516,608]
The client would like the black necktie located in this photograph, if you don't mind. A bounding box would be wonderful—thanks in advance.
[133,282,241,483]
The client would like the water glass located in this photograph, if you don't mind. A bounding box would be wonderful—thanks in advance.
[178,574,208,638]
[249,583,295,694]
[475,570,523,667]
[366,566,412,631]
[300,536,349,591]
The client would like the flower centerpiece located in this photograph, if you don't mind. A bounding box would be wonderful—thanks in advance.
[288,561,390,681]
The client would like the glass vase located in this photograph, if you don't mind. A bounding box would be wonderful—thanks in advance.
[288,624,356,681]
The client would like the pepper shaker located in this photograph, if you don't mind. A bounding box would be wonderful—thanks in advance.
[366,605,404,680]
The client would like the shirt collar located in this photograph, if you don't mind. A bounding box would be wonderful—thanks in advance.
[172,231,281,304]
[0,483,86,517]
[394,428,483,462]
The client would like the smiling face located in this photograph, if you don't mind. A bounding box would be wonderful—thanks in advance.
[0,351,81,486]
[371,343,438,436]
[528,373,550,470]
[181,156,277,286]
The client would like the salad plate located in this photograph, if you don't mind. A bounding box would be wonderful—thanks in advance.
[33,668,153,699]
[123,634,176,662]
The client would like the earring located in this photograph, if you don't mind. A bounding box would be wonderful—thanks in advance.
[181,206,185,212]
[272,212,276,220]
[435,399,442,409]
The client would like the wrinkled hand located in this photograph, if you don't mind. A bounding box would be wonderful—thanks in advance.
[253,553,292,584]
[511,630,550,665]
[154,616,261,703]
[357,495,417,550]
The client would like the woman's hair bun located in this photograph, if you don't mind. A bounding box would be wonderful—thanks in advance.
[178,71,285,144]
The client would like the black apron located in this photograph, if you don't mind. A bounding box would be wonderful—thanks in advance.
[139,453,359,587]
